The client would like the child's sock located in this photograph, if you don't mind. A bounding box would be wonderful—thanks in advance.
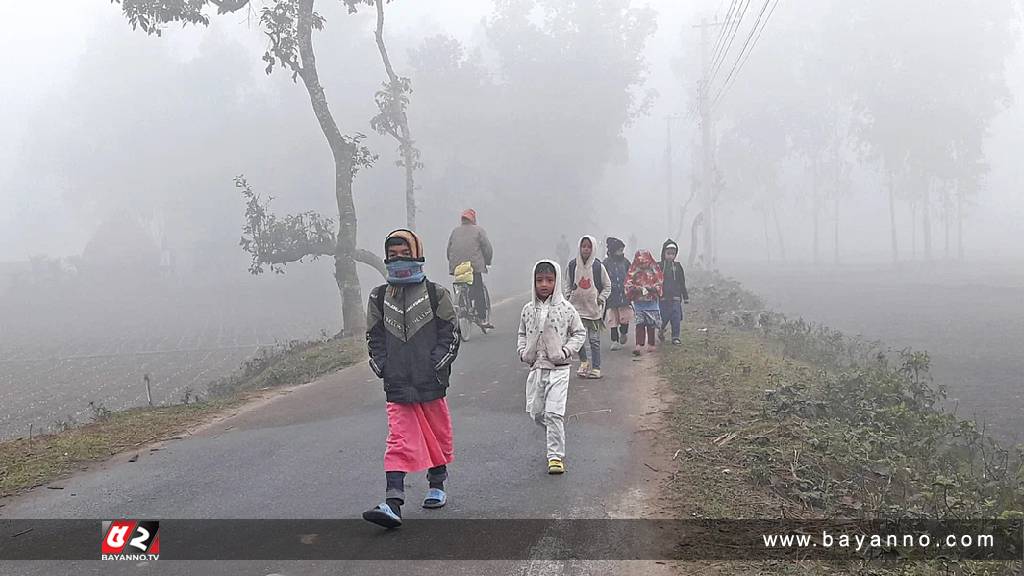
[385,470,406,512]
[385,498,403,516]
[427,465,448,490]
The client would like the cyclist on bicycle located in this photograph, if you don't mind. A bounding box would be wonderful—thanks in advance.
[446,208,494,328]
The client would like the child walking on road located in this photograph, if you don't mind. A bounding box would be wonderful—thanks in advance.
[603,237,633,351]
[565,236,611,379]
[625,250,664,356]
[518,261,587,474]
[659,239,690,345]
[363,229,461,529]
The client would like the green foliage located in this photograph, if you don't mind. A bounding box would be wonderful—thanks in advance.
[693,271,1024,521]
[235,176,336,275]
[88,401,113,423]
[259,0,325,79]
[112,0,212,36]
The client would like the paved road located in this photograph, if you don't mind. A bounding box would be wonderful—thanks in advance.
[0,295,670,576]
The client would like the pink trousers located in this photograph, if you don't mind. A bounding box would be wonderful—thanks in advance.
[383,397,454,472]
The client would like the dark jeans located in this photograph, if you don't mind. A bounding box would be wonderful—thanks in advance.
[470,272,488,321]
[577,324,602,369]
[660,299,684,339]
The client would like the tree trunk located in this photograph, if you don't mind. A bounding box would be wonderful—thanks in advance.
[922,177,933,262]
[911,200,918,259]
[771,200,786,261]
[888,167,899,264]
[942,181,951,261]
[957,183,965,261]
[761,207,772,262]
[812,161,820,266]
[833,194,840,266]
[688,212,704,268]
[374,0,417,230]
[296,0,364,335]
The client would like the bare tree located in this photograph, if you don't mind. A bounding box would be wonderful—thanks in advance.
[112,0,387,334]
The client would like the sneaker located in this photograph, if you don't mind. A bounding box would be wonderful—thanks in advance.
[632,347,642,356]
[610,341,622,351]
[548,458,565,474]
[577,361,590,378]
[672,338,682,345]
[586,368,603,379]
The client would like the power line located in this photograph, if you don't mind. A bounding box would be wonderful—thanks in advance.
[715,0,780,108]
[706,0,739,83]
[706,0,751,91]
[712,0,780,109]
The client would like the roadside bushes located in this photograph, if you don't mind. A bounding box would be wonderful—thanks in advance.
[692,271,1024,520]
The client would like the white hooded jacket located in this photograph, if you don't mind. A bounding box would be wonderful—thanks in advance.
[518,260,587,370]
[563,235,612,321]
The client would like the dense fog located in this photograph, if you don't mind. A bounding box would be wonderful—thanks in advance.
[1,0,1022,440]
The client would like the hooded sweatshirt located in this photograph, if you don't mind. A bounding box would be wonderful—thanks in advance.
[518,260,587,370]
[564,235,612,321]
[626,250,664,312]
[659,239,689,301]
[604,237,631,309]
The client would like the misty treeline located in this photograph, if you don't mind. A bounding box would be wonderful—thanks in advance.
[14,0,1019,334]
[99,0,654,334]
[708,0,1018,266]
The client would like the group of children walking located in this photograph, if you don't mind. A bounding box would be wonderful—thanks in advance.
[517,235,690,474]
[363,228,689,529]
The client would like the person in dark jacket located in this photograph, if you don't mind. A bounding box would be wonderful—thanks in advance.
[363,229,461,529]
[603,237,633,351]
[658,239,690,345]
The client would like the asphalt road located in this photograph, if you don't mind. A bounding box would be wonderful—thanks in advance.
[0,295,671,576]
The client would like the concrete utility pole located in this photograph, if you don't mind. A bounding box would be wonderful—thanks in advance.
[665,114,683,238]
[692,16,730,269]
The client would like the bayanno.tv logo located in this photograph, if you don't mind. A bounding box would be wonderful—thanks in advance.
[101,520,160,561]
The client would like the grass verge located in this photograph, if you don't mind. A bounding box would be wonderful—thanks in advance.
[0,336,361,497]
[658,271,1023,575]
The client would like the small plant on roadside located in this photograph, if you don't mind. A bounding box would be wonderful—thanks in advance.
[88,401,112,423]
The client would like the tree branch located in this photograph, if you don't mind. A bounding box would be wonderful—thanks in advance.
[209,0,251,14]
[354,248,387,277]
[374,0,399,83]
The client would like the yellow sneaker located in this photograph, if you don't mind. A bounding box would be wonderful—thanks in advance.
[576,361,590,378]
[548,458,565,474]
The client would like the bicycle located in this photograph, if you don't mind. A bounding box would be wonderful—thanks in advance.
[452,267,491,342]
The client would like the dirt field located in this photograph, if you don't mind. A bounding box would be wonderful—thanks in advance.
[0,268,341,440]
[727,260,1024,445]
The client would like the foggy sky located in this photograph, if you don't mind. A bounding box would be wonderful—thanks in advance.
[2,0,1023,271]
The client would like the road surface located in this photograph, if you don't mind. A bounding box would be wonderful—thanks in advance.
[0,295,673,576]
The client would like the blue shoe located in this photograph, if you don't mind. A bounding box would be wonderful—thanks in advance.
[422,488,447,509]
[362,502,402,528]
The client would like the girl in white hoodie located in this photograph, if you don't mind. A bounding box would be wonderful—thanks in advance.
[518,260,587,474]
[564,236,612,379]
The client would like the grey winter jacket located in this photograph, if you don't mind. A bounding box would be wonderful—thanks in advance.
[447,223,494,274]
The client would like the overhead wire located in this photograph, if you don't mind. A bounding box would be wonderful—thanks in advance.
[711,0,780,109]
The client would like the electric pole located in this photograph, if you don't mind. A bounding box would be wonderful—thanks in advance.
[665,114,682,238]
[692,16,730,269]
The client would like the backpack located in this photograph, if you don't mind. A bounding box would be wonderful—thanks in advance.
[567,258,605,293]
[373,281,440,319]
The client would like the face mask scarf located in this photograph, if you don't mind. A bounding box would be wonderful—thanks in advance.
[386,259,425,285]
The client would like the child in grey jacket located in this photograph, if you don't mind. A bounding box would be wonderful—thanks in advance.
[518,260,587,474]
